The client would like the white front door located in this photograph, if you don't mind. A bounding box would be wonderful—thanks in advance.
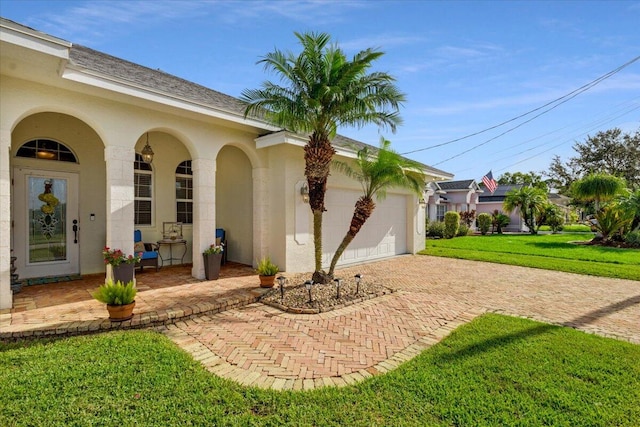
[13,169,80,279]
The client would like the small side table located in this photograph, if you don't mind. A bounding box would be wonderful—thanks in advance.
[157,239,187,267]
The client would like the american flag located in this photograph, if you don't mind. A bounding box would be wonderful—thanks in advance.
[482,170,498,194]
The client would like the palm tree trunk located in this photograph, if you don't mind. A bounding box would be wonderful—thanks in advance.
[328,197,375,277]
[305,133,335,284]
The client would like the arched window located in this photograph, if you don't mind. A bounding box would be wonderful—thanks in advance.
[175,160,192,224]
[134,153,153,225]
[16,139,77,163]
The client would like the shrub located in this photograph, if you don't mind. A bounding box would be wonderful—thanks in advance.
[625,230,640,247]
[477,213,492,235]
[426,221,445,238]
[459,210,476,227]
[457,224,470,237]
[444,211,460,239]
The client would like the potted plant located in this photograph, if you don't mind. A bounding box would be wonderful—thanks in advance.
[203,243,224,280]
[256,257,279,288]
[92,279,137,321]
[102,247,141,284]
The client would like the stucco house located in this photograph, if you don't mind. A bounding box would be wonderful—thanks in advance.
[0,18,453,309]
[425,179,483,222]
[476,184,527,232]
[426,180,527,232]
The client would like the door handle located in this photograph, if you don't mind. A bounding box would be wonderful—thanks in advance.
[73,219,78,244]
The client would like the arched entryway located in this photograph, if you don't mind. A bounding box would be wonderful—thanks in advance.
[11,112,106,279]
[216,146,253,265]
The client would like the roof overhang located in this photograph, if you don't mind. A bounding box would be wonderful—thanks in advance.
[0,18,71,59]
[61,65,279,132]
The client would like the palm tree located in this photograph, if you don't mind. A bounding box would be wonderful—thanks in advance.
[328,138,425,277]
[571,173,626,212]
[617,189,640,231]
[242,32,405,283]
[503,186,548,234]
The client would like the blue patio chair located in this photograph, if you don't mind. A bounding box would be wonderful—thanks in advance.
[216,228,227,265]
[134,229,159,271]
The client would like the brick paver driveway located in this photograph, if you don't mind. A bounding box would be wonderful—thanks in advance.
[161,255,640,390]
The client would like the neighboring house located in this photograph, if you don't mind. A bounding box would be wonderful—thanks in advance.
[425,179,483,222]
[476,184,527,232]
[0,18,452,309]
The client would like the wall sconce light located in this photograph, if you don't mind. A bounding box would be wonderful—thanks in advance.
[354,274,362,295]
[277,276,286,302]
[300,182,310,203]
[304,279,314,303]
[141,132,154,164]
[418,198,427,207]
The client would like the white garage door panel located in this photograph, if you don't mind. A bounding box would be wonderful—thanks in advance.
[322,189,407,267]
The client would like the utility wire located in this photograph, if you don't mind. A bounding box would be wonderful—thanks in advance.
[449,99,640,176]
[402,54,640,156]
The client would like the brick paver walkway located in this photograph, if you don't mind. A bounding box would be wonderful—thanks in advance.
[2,256,639,390]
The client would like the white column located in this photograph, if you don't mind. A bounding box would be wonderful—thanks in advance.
[252,167,269,265]
[191,158,216,279]
[0,127,12,309]
[104,145,135,281]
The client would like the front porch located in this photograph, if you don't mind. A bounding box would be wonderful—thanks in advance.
[1,263,265,339]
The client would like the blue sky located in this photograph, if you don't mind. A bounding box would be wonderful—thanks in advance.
[2,0,639,181]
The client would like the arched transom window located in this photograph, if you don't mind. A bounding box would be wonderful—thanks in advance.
[16,139,77,163]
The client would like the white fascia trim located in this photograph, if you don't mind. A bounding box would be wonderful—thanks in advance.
[254,131,359,159]
[60,66,279,131]
[0,20,71,59]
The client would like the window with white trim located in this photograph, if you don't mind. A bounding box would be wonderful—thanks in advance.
[437,205,447,222]
[134,153,153,225]
[175,160,193,224]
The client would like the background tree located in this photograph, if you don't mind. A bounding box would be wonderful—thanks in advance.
[535,203,565,233]
[503,186,548,234]
[242,32,405,283]
[546,128,640,191]
[329,138,425,276]
[617,189,640,231]
[498,171,548,191]
[571,173,626,212]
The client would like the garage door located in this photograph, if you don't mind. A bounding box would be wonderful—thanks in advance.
[322,189,407,268]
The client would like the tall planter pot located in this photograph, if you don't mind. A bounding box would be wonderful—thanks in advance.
[112,263,135,284]
[203,253,223,280]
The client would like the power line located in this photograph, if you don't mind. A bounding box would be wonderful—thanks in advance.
[401,55,640,156]
[449,99,640,176]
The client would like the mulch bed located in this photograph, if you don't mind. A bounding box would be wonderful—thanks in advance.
[260,273,394,314]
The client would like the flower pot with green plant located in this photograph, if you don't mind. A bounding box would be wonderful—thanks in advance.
[92,279,137,321]
[203,243,224,280]
[102,247,141,284]
[256,257,279,288]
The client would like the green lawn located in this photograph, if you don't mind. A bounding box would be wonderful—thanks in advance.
[420,233,640,281]
[1,314,639,426]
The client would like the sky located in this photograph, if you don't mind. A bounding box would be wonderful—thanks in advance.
[1,0,639,181]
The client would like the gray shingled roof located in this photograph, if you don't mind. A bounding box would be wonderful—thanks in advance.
[70,45,250,118]
[436,180,476,190]
[41,34,453,178]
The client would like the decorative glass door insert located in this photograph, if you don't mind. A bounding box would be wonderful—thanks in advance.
[13,169,79,279]
[28,176,68,263]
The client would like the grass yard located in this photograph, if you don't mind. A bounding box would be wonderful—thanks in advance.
[1,314,639,426]
[421,233,640,281]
